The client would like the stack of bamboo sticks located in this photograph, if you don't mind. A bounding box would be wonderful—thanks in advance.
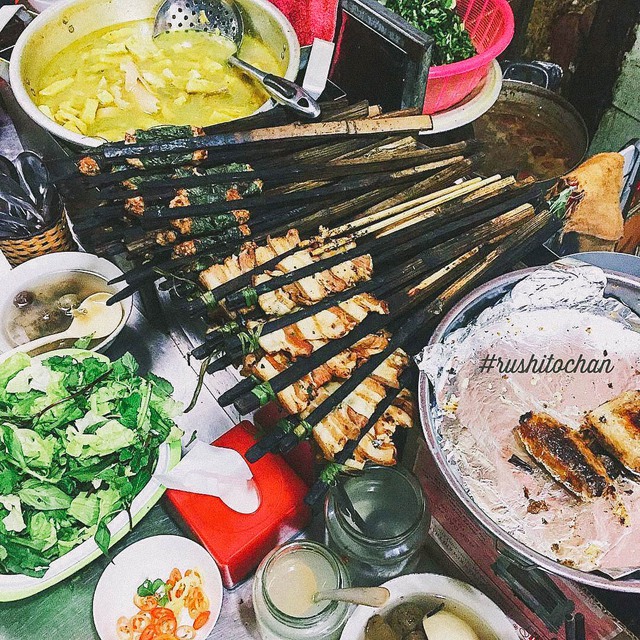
[52,101,565,504]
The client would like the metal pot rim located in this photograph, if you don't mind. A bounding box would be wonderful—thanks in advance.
[9,0,301,147]
[481,79,590,179]
[418,266,640,592]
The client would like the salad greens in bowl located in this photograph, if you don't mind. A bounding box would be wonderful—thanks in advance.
[0,348,182,600]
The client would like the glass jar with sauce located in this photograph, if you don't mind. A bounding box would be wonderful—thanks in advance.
[325,465,430,586]
[253,540,352,640]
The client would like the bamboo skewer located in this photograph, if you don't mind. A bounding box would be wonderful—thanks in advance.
[94,142,473,203]
[301,177,485,246]
[200,205,533,367]
[76,156,462,229]
[212,199,552,421]
[256,208,557,461]
[175,177,542,319]
[340,175,502,240]
[102,165,486,294]
[225,245,481,414]
[229,246,482,414]
[220,178,533,314]
[90,115,435,162]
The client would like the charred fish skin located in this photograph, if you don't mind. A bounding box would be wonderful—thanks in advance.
[584,390,640,474]
[515,412,614,500]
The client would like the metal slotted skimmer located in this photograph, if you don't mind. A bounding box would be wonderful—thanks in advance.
[153,0,321,118]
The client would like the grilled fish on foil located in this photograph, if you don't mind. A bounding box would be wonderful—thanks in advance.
[515,411,615,500]
[417,259,640,577]
[584,390,640,474]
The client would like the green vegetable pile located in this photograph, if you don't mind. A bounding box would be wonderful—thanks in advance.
[383,0,476,66]
[0,350,182,578]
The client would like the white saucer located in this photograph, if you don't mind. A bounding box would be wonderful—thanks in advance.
[93,535,223,640]
[428,60,503,134]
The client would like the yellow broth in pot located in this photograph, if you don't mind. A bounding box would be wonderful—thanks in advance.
[35,19,285,141]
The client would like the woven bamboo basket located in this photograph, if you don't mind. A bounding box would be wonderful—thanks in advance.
[0,211,76,267]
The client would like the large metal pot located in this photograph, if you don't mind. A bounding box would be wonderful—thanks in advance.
[9,0,300,147]
[418,267,640,592]
[473,79,589,181]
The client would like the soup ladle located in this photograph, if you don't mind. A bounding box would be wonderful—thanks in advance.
[313,586,390,608]
[153,0,321,119]
[4,293,123,356]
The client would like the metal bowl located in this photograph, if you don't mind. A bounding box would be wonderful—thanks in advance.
[473,79,589,181]
[9,0,300,147]
[418,266,640,592]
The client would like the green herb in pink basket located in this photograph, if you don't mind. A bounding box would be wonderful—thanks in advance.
[383,0,476,65]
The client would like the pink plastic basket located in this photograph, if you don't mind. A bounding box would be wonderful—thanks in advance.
[423,0,514,114]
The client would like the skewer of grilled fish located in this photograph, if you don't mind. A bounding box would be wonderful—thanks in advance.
[584,390,640,474]
[515,411,615,500]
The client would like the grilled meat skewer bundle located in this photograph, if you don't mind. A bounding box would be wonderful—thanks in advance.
[246,207,559,475]
[56,102,567,473]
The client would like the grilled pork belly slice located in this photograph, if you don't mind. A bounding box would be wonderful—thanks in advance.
[256,293,389,359]
[198,229,300,290]
[584,390,640,474]
[254,273,298,316]
[257,255,374,316]
[515,412,615,500]
[301,384,414,468]
[246,332,392,415]
[313,349,411,465]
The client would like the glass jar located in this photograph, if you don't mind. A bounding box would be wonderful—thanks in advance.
[325,465,430,586]
[253,540,352,640]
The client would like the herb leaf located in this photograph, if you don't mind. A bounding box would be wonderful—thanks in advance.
[383,0,476,65]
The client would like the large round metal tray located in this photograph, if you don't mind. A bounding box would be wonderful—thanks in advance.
[418,265,640,592]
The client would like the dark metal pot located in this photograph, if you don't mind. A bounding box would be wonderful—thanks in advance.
[472,67,589,181]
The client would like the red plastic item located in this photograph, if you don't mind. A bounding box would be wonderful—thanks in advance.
[255,402,317,486]
[269,0,339,46]
[165,422,312,589]
[424,0,514,114]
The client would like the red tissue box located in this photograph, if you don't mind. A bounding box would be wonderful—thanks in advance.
[165,421,312,589]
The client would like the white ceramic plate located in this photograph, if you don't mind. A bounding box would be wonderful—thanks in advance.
[428,61,503,134]
[0,252,132,354]
[341,573,519,640]
[93,535,223,640]
[0,349,181,602]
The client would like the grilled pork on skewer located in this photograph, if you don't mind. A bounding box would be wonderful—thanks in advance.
[255,254,374,316]
[351,388,414,467]
[515,412,615,500]
[199,229,301,290]
[246,331,393,415]
[584,390,640,474]
[250,293,389,359]
[306,350,411,464]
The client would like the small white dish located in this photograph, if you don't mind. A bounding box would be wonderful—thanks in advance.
[0,252,132,354]
[93,535,223,640]
[341,573,519,640]
[428,61,503,134]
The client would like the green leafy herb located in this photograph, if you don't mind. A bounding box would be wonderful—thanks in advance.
[18,481,72,511]
[382,0,476,65]
[73,335,94,350]
[137,577,167,597]
[0,352,182,577]
[94,517,111,557]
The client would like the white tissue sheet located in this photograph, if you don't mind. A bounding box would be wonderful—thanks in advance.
[417,260,640,577]
[156,441,261,514]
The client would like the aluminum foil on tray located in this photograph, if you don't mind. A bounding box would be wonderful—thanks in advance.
[416,259,640,578]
